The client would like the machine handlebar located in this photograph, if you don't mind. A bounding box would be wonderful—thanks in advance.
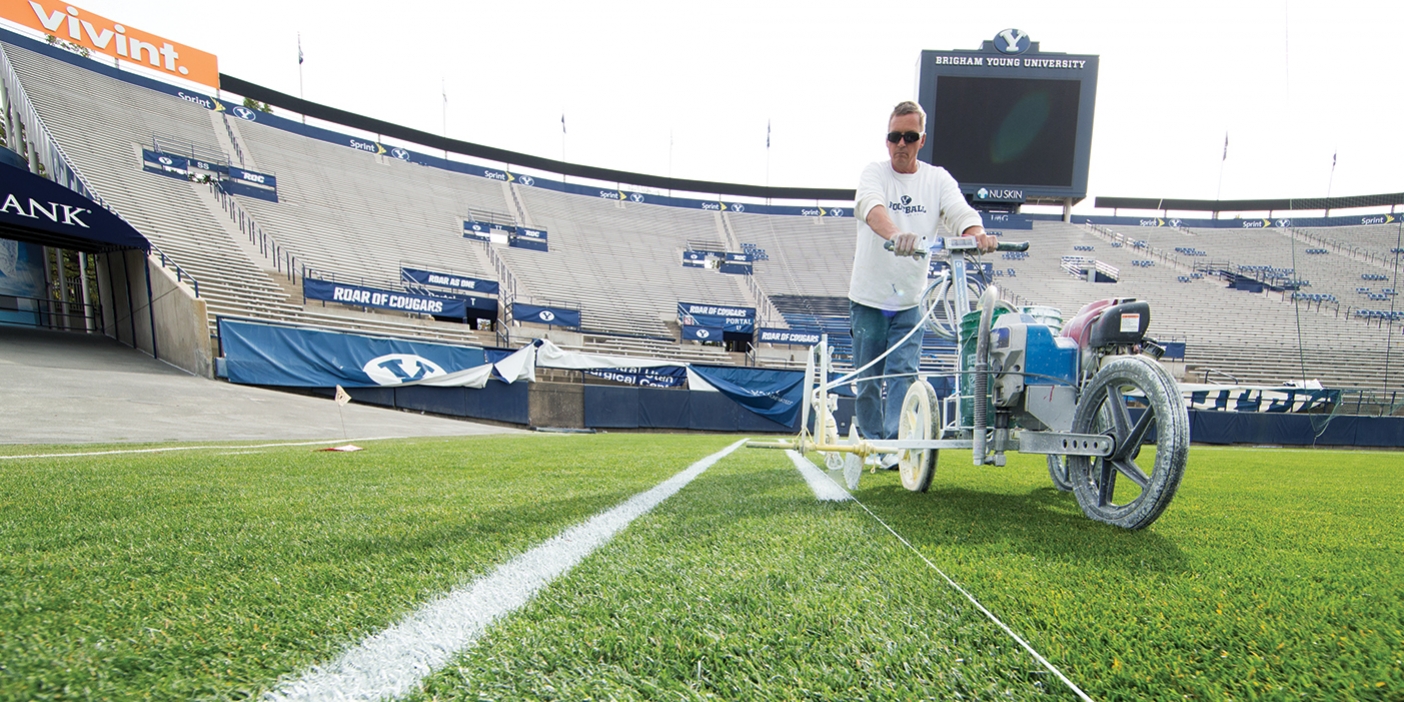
[883,237,1031,257]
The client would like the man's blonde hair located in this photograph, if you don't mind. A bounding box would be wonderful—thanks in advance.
[890,101,926,132]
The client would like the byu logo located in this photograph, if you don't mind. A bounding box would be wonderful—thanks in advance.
[538,310,556,322]
[519,175,535,186]
[900,195,912,206]
[232,106,258,121]
[158,156,173,165]
[976,188,989,199]
[831,209,843,217]
[362,354,447,385]
[732,203,745,212]
[695,329,710,339]
[631,193,645,203]
[391,148,409,160]
[995,28,1030,54]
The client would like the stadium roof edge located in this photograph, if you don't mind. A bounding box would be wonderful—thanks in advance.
[218,74,856,203]
[1096,193,1404,213]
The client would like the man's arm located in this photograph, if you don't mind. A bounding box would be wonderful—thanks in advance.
[864,205,920,255]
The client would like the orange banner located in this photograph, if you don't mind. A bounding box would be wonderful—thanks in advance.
[0,0,218,88]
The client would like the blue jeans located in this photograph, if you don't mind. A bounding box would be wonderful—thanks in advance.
[849,301,922,441]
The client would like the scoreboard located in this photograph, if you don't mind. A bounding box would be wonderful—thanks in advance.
[916,30,1099,207]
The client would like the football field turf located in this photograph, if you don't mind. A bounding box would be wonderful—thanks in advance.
[0,435,1399,700]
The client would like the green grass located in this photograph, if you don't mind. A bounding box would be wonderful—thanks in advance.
[0,436,1400,700]
[413,448,1060,701]
[0,434,733,700]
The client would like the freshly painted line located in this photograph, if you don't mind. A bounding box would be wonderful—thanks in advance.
[786,450,852,502]
[0,438,409,460]
[264,438,748,702]
[825,468,1095,702]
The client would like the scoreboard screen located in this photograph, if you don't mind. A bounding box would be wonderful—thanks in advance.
[930,76,1081,188]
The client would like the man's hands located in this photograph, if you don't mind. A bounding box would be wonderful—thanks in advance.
[890,232,920,256]
[974,232,998,253]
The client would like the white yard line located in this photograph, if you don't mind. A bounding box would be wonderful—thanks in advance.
[822,468,1096,702]
[785,450,852,502]
[263,439,748,702]
[0,438,407,460]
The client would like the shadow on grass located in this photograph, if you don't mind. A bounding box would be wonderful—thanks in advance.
[857,480,1190,575]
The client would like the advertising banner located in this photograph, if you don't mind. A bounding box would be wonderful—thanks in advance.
[0,0,219,88]
[140,149,187,179]
[223,166,278,202]
[509,227,548,252]
[682,250,710,268]
[189,157,228,175]
[303,278,466,318]
[756,328,821,345]
[678,302,755,333]
[513,302,580,327]
[401,267,499,296]
[583,365,687,388]
[219,319,486,387]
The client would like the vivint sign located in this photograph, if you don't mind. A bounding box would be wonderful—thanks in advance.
[0,0,218,88]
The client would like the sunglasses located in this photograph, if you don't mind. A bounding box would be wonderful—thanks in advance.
[887,131,921,144]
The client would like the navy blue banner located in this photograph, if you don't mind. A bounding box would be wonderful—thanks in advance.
[678,302,756,333]
[401,267,500,295]
[1061,212,1403,230]
[0,162,150,252]
[682,250,710,268]
[583,365,687,387]
[463,220,512,242]
[509,227,549,252]
[981,213,1034,230]
[224,167,278,202]
[219,319,486,387]
[141,149,188,179]
[190,158,229,175]
[304,278,466,317]
[513,302,580,327]
[719,261,752,275]
[688,365,804,426]
[682,325,723,341]
[757,328,821,345]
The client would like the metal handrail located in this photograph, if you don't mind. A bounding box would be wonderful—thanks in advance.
[0,43,200,297]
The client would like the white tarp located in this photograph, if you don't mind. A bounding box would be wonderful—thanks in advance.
[405,339,681,389]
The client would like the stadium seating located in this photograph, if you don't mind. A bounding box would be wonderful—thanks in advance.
[8,37,1404,389]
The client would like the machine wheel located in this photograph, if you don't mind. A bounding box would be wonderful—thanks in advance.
[897,381,939,492]
[1046,455,1073,492]
[1067,355,1189,530]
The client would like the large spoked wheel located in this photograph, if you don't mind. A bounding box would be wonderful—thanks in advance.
[897,380,939,492]
[1068,355,1189,530]
[1046,455,1073,492]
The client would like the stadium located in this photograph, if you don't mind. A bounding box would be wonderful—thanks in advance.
[1,3,1400,700]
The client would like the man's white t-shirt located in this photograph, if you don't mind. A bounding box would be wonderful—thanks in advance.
[848,160,983,311]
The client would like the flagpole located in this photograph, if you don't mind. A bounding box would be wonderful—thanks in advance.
[1215,131,1227,216]
[442,78,449,160]
[1327,149,1337,198]
[297,33,305,125]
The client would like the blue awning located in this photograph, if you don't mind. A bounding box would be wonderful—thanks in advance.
[0,162,149,253]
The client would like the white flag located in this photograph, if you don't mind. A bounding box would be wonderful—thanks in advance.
[334,385,352,406]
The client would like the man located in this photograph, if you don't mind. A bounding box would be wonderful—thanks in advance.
[849,101,995,463]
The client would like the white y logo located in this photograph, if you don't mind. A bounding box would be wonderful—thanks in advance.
[997,28,1026,52]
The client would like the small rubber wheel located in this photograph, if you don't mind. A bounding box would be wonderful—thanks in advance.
[897,381,939,492]
[1047,455,1073,492]
[1067,355,1190,530]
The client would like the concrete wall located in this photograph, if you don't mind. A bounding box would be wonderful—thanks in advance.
[94,250,211,377]
[529,381,584,428]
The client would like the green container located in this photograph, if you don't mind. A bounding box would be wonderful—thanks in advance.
[958,307,1010,428]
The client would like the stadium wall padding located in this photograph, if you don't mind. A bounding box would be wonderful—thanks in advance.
[1187,410,1404,448]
